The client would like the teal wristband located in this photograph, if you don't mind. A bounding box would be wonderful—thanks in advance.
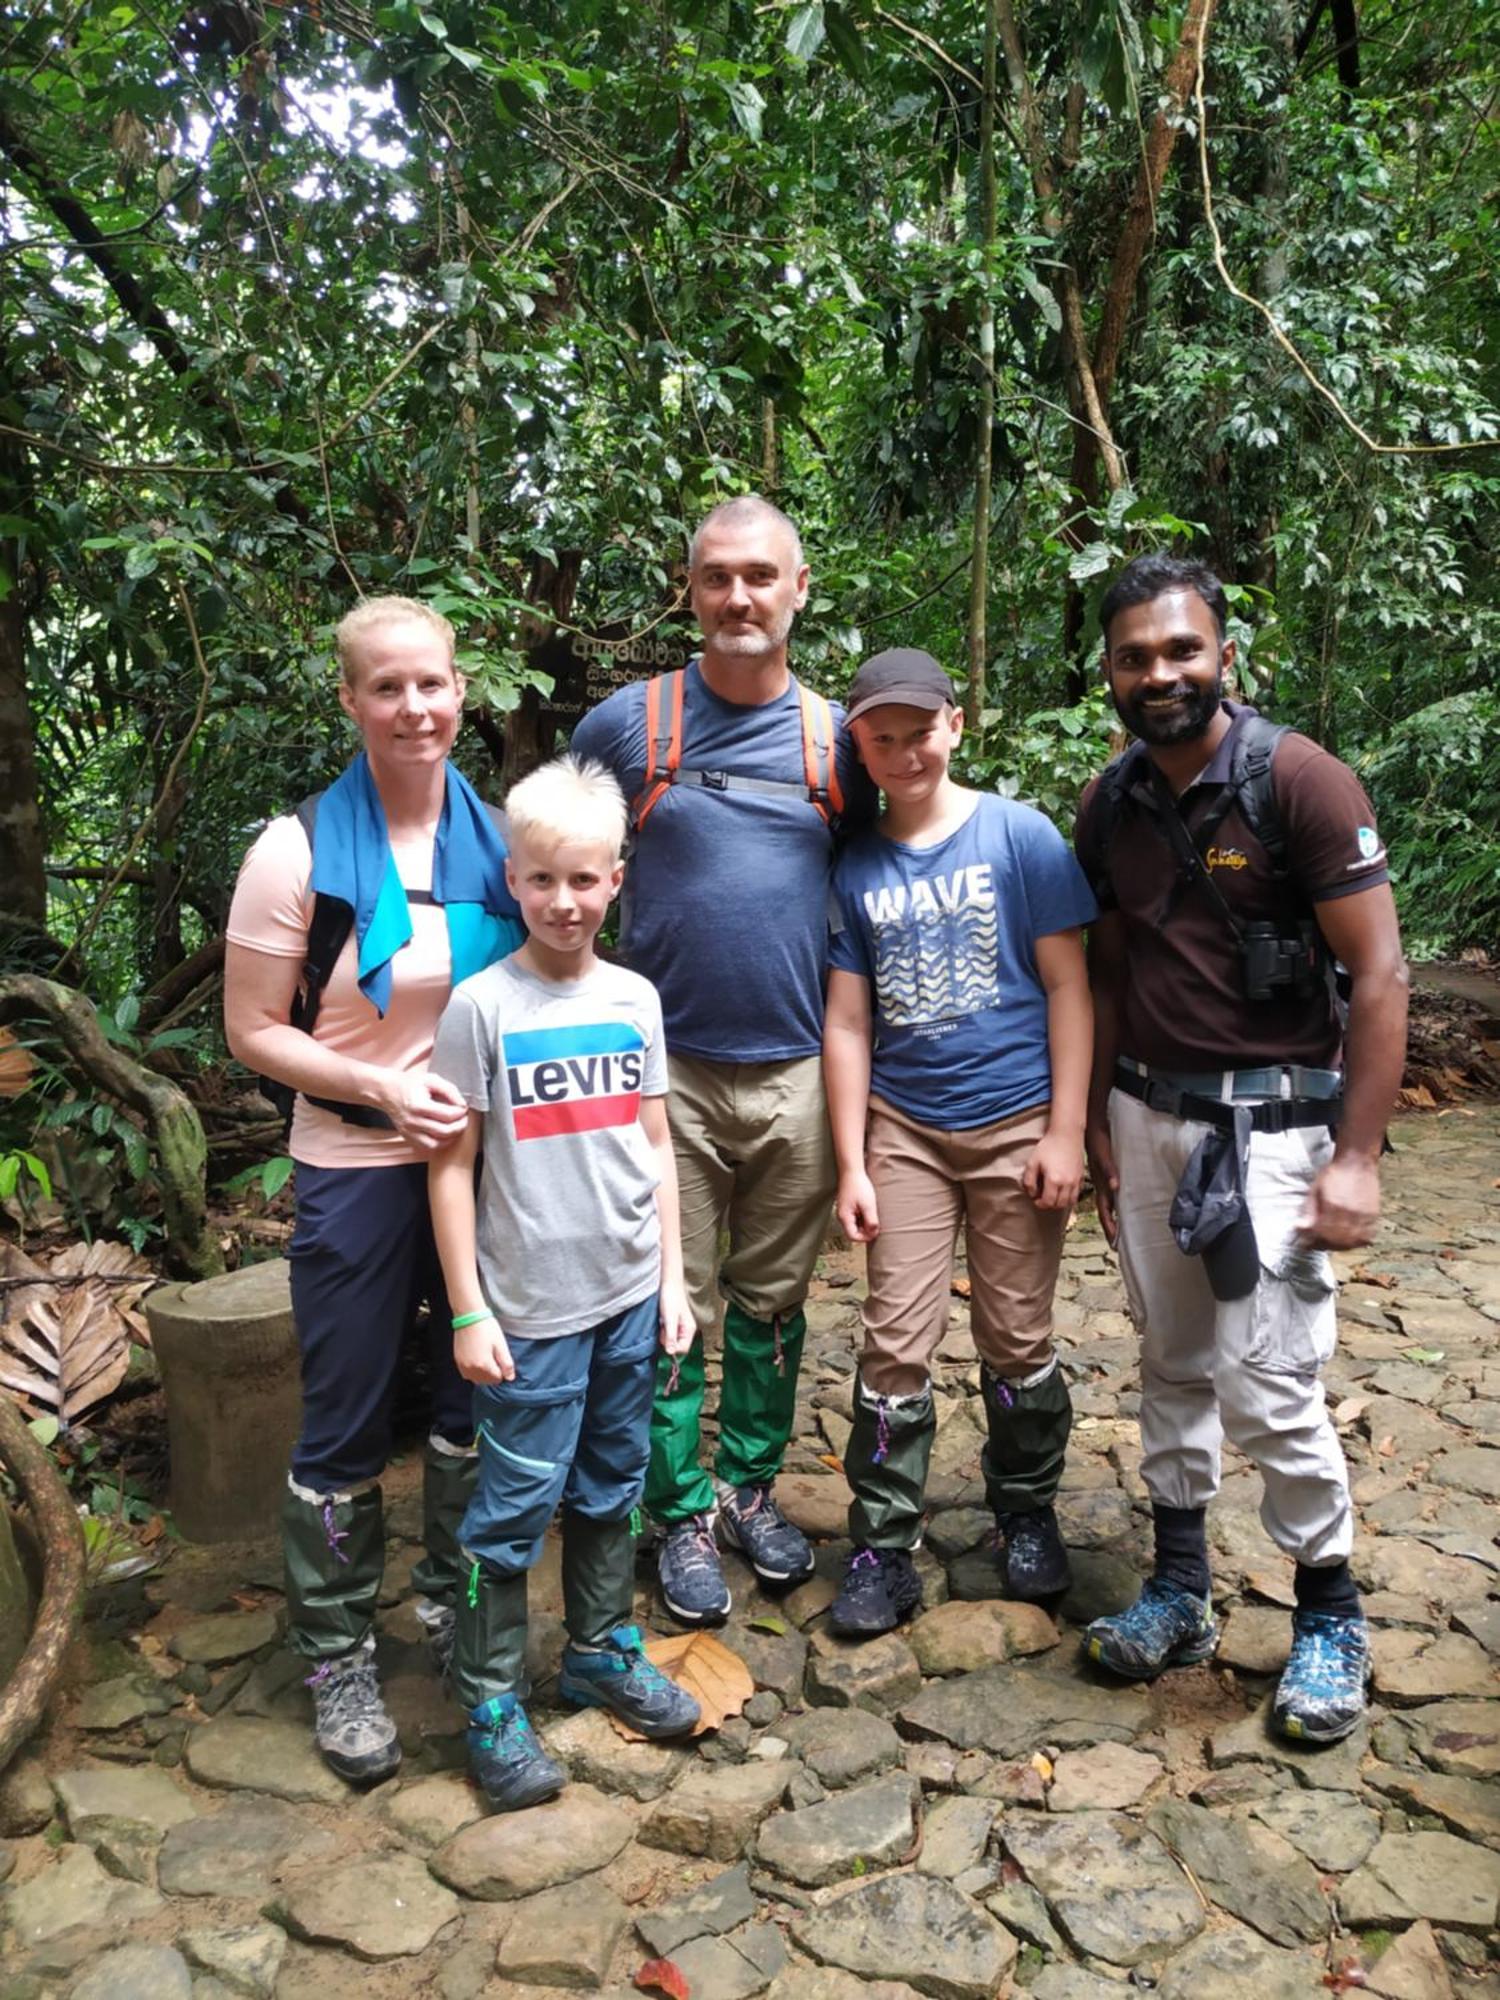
[452,1309,495,1332]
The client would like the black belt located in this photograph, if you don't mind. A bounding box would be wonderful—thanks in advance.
[1113,1062,1340,1135]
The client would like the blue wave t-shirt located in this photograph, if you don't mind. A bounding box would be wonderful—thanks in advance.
[829,793,1097,1131]
[572,664,874,1062]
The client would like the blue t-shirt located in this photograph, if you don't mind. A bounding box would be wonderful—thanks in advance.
[571,664,874,1062]
[829,793,1097,1131]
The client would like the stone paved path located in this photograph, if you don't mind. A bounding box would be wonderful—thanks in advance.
[3,1105,1499,1998]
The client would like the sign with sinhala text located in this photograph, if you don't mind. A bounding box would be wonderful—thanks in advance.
[531,622,693,727]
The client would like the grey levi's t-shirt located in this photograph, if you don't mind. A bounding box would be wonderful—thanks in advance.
[429,954,668,1338]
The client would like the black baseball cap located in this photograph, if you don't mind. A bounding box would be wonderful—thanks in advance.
[844,648,957,724]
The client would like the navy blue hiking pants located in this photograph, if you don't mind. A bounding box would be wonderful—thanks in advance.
[461,1293,658,1575]
[288,1161,473,1488]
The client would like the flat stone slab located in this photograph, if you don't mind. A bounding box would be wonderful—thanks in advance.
[1371,1627,1498,1704]
[908,1599,1058,1675]
[1,1842,161,1946]
[169,1610,279,1665]
[1000,1809,1204,1968]
[642,1759,790,1861]
[1217,1605,1292,1674]
[157,1798,337,1897]
[1154,1924,1328,1999]
[380,1772,484,1848]
[1404,1697,1500,1777]
[185,1716,350,1805]
[1208,1693,1370,1792]
[273,1850,459,1960]
[727,1615,812,1705]
[1364,1919,1457,2000]
[69,1944,192,2000]
[793,1872,1016,2000]
[900,1664,1148,1758]
[805,1628,922,1712]
[917,1794,996,1880]
[757,1773,917,1886]
[1047,1742,1162,1813]
[667,1921,788,1999]
[776,1707,902,1788]
[53,1764,198,1842]
[1363,1759,1500,1844]
[1338,1829,1500,1932]
[1251,1789,1381,1873]
[543,1705,690,1801]
[432,1784,635,1898]
[636,1860,758,1956]
[76,1674,180,1730]
[1148,1798,1328,1942]
[766,1971,925,2000]
[179,1923,287,1997]
[1431,1445,1500,1499]
[494,1876,627,1988]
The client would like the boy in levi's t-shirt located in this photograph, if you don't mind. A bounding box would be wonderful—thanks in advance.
[822,649,1097,1639]
[428,755,699,1813]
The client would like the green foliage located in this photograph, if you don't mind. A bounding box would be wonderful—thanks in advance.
[1,0,1496,1028]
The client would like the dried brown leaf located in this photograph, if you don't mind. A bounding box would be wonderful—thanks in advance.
[606,1631,754,1743]
[0,1028,33,1099]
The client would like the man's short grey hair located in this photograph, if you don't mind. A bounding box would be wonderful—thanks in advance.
[688,495,804,573]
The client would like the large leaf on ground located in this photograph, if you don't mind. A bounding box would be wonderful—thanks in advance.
[0,1240,154,1423]
[606,1629,754,1742]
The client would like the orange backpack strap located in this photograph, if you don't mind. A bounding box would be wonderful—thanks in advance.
[797,684,844,823]
[630,670,685,831]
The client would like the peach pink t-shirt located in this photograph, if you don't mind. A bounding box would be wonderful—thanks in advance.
[226,814,453,1168]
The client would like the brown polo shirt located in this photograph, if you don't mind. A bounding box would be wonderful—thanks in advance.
[1074,704,1390,1072]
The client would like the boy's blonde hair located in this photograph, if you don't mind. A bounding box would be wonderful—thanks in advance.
[505,755,629,866]
[335,595,456,683]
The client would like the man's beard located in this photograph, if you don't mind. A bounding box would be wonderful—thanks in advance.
[1115,672,1223,746]
[705,606,796,658]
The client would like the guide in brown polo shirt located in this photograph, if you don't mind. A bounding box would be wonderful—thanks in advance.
[1072,552,1408,1747]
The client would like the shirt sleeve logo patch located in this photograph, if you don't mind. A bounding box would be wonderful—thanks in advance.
[503,1021,645,1140]
[1356,826,1381,861]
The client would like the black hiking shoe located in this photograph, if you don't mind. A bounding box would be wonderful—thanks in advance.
[995,1505,1071,1600]
[828,1546,923,1637]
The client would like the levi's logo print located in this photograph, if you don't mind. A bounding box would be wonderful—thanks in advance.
[863,863,998,1028]
[503,1021,645,1140]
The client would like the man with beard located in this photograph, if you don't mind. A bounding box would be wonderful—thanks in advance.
[572,496,871,1625]
[1073,554,1407,1742]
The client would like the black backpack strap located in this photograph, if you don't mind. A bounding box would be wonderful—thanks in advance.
[1226,715,1290,882]
[1085,744,1146,910]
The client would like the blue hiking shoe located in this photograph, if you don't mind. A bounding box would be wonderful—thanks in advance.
[658,1512,731,1625]
[718,1480,815,1587]
[467,1693,566,1813]
[1274,1611,1370,1744]
[1083,1577,1219,1679]
[558,1624,701,1738]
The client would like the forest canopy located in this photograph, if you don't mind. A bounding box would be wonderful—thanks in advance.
[2,0,1498,1247]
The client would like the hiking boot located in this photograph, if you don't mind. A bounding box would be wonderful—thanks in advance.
[828,1546,923,1638]
[467,1693,566,1812]
[718,1481,815,1587]
[416,1600,456,1682]
[305,1635,401,1785]
[995,1505,1071,1600]
[559,1623,701,1738]
[1274,1611,1370,1744]
[1083,1577,1219,1679]
[658,1513,731,1625]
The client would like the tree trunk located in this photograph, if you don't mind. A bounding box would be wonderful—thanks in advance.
[0,975,221,1279]
[0,426,46,930]
[965,0,999,731]
[0,1389,85,1770]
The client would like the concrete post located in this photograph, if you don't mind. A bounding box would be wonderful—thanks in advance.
[145,1259,300,1543]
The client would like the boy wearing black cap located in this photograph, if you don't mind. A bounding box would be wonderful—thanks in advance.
[823,649,1097,1634]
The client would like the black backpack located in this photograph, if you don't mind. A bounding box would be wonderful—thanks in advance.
[1090,716,1335,1006]
[257,790,506,1132]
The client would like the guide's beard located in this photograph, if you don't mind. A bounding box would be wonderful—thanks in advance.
[1117,674,1223,746]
